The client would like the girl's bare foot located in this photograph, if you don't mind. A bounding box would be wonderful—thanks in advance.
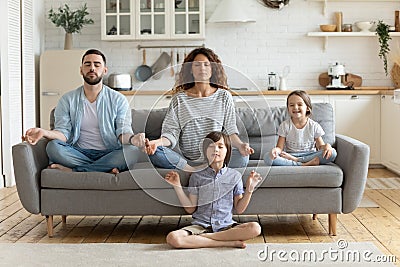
[110,168,120,174]
[302,157,320,166]
[48,164,72,172]
[280,151,298,162]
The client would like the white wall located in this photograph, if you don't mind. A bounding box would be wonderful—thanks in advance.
[43,0,399,90]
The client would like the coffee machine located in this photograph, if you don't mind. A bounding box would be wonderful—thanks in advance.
[327,62,347,89]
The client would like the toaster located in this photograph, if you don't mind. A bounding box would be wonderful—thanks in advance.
[108,73,132,91]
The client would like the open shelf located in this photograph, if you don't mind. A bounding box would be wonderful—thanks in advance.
[307,32,400,51]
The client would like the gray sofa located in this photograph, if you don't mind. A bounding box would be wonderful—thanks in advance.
[12,103,370,237]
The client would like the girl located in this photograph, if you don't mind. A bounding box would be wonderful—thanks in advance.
[164,131,261,249]
[264,90,337,166]
[145,47,254,171]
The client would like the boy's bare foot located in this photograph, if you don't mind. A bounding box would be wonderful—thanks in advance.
[280,151,298,162]
[48,164,72,172]
[302,157,320,166]
[110,168,120,174]
[234,241,246,249]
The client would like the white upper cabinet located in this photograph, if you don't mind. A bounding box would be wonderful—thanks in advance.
[101,0,204,40]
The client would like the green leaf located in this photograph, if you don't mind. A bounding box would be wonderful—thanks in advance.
[48,3,94,34]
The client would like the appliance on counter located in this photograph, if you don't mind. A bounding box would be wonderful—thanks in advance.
[108,73,132,91]
[327,62,349,89]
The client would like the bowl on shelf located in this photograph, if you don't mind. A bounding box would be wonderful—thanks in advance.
[355,21,374,32]
[320,24,337,32]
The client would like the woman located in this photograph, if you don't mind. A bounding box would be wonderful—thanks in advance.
[145,47,254,171]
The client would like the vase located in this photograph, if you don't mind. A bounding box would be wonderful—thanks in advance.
[64,33,73,50]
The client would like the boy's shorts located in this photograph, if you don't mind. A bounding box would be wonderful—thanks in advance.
[181,223,240,235]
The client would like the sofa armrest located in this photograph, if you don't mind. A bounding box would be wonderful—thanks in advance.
[335,134,370,213]
[12,138,49,214]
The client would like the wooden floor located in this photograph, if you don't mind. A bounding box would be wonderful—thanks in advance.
[1,168,399,261]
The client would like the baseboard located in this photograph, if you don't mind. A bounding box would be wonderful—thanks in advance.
[368,164,385,169]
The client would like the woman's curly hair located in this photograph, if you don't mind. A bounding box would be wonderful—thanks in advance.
[172,47,228,94]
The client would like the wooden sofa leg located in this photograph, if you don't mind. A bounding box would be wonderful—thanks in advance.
[46,215,54,238]
[312,214,318,220]
[62,215,67,224]
[328,213,337,236]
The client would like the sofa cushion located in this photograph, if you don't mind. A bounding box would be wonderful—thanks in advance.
[41,164,342,190]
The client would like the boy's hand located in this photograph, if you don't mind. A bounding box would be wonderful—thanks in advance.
[164,171,181,187]
[246,170,262,193]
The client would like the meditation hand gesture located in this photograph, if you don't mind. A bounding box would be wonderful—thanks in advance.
[130,133,146,148]
[164,171,182,187]
[24,128,45,145]
[246,170,262,193]
[239,143,254,156]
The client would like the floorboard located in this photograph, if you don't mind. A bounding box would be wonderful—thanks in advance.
[0,168,399,263]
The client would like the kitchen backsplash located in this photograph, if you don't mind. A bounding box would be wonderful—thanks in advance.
[44,0,399,90]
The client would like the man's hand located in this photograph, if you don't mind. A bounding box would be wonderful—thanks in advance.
[246,170,262,193]
[239,142,254,156]
[130,133,146,148]
[164,171,181,187]
[24,128,45,145]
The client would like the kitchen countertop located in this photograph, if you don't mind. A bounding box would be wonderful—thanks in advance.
[120,87,396,96]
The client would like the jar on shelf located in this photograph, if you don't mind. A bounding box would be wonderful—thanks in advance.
[343,24,353,32]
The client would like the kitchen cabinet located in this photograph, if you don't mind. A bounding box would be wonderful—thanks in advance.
[125,95,171,109]
[101,0,205,40]
[330,94,381,164]
[381,94,400,174]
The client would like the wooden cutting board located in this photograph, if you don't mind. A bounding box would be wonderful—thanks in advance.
[318,72,362,88]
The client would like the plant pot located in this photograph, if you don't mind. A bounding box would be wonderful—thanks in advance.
[64,33,73,50]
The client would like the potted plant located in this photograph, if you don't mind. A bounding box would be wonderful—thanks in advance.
[375,20,391,76]
[48,3,94,49]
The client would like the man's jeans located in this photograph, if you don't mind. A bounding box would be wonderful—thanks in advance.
[263,149,337,166]
[46,140,141,172]
[148,146,249,170]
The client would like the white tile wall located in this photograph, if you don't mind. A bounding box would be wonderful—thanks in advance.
[44,0,399,90]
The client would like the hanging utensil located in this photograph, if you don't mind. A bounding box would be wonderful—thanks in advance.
[151,51,171,79]
[170,50,175,77]
[135,49,152,82]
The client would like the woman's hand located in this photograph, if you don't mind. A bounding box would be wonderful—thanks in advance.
[246,170,262,193]
[164,171,181,187]
[239,142,254,156]
[144,139,158,155]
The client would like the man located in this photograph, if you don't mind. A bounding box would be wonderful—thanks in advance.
[25,49,144,173]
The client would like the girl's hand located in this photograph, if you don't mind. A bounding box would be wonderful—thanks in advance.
[239,143,254,156]
[164,171,181,187]
[322,144,333,159]
[270,147,281,159]
[144,139,158,155]
[246,170,262,193]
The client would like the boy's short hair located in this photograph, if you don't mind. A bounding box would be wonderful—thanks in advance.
[202,131,232,166]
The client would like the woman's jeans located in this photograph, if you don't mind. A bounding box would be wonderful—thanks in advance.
[46,140,141,172]
[263,148,337,166]
[148,146,249,169]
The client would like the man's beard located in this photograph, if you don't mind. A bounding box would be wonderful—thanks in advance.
[83,73,103,85]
